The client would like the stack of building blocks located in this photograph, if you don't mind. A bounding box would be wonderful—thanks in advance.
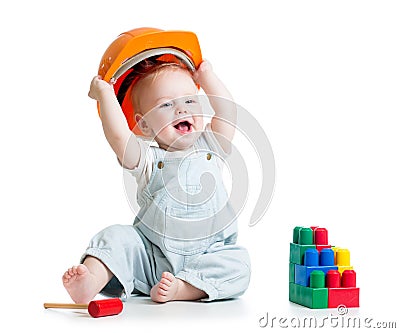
[289,226,360,309]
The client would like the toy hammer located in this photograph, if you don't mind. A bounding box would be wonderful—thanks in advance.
[43,298,123,318]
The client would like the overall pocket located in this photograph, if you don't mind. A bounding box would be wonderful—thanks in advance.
[163,205,215,256]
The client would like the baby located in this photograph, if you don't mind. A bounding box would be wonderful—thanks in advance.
[62,56,251,303]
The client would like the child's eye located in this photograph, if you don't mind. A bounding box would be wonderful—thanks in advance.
[160,102,173,108]
[185,99,196,104]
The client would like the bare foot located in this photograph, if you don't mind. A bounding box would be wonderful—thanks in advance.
[150,272,207,303]
[62,264,98,304]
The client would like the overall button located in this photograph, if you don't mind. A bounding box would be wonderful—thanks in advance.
[206,153,212,160]
[157,161,164,169]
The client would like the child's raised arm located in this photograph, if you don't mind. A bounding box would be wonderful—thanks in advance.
[193,61,237,154]
[88,76,141,169]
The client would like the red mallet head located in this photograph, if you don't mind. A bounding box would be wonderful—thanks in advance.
[88,298,123,318]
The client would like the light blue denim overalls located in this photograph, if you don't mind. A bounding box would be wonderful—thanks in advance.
[83,133,251,301]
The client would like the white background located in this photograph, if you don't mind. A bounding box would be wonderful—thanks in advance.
[1,0,399,331]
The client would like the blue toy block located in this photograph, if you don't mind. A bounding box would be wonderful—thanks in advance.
[295,264,338,286]
[294,248,338,286]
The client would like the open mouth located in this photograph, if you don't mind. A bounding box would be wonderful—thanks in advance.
[173,120,192,134]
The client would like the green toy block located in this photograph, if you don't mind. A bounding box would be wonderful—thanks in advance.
[290,243,316,265]
[289,282,298,303]
[289,282,328,309]
[289,263,295,283]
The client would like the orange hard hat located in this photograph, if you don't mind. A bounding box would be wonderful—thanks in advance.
[96,27,202,135]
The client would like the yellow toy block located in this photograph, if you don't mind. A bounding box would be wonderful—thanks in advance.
[332,248,351,265]
[338,266,354,274]
[332,248,353,273]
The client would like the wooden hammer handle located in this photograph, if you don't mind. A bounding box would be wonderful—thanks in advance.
[43,303,88,309]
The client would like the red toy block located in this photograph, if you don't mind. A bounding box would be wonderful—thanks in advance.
[314,227,328,245]
[328,287,360,308]
[327,270,359,308]
[342,270,356,287]
[316,245,331,252]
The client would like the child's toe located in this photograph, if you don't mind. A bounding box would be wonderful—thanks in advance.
[162,272,175,282]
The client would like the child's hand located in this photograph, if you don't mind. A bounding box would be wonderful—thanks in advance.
[193,60,214,87]
[88,75,115,101]
[193,59,235,154]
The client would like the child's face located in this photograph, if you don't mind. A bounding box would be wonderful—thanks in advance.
[134,68,203,151]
